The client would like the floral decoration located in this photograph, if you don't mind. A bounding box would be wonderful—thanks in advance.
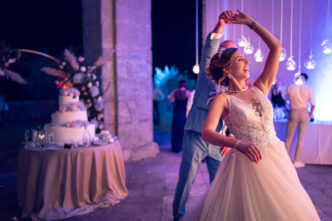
[60,101,86,112]
[0,48,113,132]
[62,120,89,128]
[41,49,114,132]
[0,50,27,84]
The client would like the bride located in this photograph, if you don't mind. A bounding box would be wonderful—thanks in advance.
[183,10,320,221]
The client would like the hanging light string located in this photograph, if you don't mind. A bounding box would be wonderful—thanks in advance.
[248,0,251,43]
[258,0,261,49]
[280,0,284,45]
[216,0,219,23]
[298,0,302,72]
[272,0,274,36]
[310,0,314,56]
[290,0,294,57]
[233,0,236,41]
[240,0,244,36]
[195,0,199,65]
[326,0,330,39]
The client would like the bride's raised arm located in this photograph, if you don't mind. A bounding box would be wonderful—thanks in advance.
[230,10,281,96]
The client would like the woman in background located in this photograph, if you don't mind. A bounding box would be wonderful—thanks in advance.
[168,80,191,152]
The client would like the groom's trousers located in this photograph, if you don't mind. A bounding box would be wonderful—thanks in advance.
[172,130,223,221]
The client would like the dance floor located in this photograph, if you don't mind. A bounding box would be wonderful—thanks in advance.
[0,128,332,220]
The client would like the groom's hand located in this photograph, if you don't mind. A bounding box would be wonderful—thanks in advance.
[220,10,236,24]
[214,10,234,33]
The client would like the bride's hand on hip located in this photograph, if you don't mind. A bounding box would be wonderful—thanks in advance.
[235,140,262,163]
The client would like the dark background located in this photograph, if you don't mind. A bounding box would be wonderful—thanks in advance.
[0,0,82,101]
[152,0,202,73]
[0,0,202,101]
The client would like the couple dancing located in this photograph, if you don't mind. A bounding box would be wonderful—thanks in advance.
[173,10,320,221]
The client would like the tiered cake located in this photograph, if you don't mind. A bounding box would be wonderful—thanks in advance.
[46,88,95,145]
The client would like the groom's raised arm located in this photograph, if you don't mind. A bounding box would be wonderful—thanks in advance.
[198,14,227,80]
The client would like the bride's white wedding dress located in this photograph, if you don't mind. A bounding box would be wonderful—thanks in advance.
[183,86,320,221]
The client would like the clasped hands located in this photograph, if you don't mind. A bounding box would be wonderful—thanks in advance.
[219,9,254,26]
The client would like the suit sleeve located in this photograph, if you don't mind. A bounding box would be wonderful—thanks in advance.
[197,32,223,83]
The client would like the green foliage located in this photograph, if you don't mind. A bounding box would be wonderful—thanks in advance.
[154,65,196,96]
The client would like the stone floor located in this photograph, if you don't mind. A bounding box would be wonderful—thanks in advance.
[0,128,332,220]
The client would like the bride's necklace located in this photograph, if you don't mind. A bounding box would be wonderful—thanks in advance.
[226,86,248,94]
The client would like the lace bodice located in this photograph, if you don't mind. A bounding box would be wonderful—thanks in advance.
[224,86,280,152]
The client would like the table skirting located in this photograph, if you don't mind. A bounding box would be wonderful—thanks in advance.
[274,120,332,165]
[17,141,128,220]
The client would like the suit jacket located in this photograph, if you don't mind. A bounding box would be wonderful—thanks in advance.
[185,32,223,133]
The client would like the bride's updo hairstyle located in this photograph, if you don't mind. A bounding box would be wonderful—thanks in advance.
[208,48,238,87]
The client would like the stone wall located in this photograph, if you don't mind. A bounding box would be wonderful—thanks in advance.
[82,0,159,161]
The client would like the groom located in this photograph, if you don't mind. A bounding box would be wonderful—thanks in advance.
[172,11,237,221]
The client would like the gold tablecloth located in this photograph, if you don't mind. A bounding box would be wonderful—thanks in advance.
[17,141,128,220]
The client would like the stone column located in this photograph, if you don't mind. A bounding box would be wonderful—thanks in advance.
[82,0,159,161]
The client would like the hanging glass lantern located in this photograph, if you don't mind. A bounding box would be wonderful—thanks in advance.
[294,73,304,85]
[304,53,317,70]
[254,48,264,62]
[321,39,332,54]
[286,56,296,71]
[280,48,287,61]
[244,43,254,54]
[238,35,248,47]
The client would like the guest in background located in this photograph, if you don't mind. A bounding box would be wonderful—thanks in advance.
[186,90,195,117]
[168,80,191,152]
[270,77,286,108]
[285,73,315,168]
[153,83,164,126]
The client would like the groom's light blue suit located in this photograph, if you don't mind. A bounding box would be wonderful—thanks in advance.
[172,32,224,220]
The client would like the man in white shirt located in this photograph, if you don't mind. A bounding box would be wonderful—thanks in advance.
[285,73,315,168]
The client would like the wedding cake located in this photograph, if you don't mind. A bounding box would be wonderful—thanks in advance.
[45,88,95,145]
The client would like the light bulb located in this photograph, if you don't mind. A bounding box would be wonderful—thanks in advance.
[286,56,296,71]
[244,43,254,54]
[238,35,248,47]
[321,39,332,54]
[323,47,332,54]
[254,48,264,62]
[279,48,287,61]
[294,74,304,85]
[192,64,200,74]
[304,54,317,70]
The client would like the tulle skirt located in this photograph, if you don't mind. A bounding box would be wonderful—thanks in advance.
[183,139,320,221]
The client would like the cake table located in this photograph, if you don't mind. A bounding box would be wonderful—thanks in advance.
[17,140,128,220]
